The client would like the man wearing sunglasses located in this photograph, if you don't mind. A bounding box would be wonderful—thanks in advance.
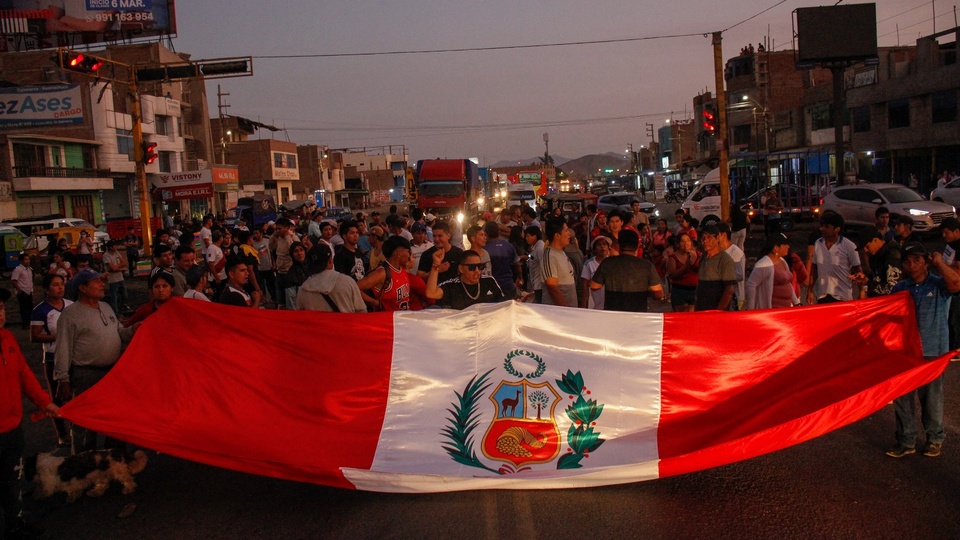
[425,250,504,310]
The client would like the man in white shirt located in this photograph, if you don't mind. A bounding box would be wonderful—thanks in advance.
[11,253,34,329]
[807,210,861,304]
[199,215,213,256]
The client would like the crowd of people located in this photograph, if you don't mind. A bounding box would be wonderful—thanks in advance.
[2,194,959,537]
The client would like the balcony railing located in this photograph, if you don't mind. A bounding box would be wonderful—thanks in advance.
[13,166,112,178]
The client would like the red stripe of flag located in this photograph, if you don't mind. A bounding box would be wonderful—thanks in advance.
[60,298,395,489]
[658,292,938,477]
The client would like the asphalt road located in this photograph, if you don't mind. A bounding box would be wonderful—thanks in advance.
[7,209,960,539]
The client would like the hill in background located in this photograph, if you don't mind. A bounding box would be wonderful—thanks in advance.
[555,153,631,178]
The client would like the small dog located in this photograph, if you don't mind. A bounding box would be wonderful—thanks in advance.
[24,448,148,502]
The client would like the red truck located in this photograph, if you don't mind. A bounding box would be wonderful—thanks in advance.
[414,159,481,222]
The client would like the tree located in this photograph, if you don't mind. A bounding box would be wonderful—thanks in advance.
[528,390,549,420]
[539,151,554,167]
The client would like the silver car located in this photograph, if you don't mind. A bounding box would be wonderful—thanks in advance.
[930,177,960,208]
[597,192,659,218]
[820,183,956,232]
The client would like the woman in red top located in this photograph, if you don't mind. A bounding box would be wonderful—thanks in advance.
[590,211,609,240]
[124,271,175,327]
[651,218,672,250]
[678,214,698,242]
[666,232,700,312]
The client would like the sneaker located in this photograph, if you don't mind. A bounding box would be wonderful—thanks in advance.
[885,444,916,458]
[923,442,942,457]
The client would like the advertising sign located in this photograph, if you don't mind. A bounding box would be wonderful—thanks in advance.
[151,170,212,201]
[0,0,177,52]
[0,84,83,130]
[156,185,213,201]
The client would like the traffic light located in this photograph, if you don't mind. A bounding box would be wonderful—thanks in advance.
[58,51,105,74]
[702,106,717,134]
[142,141,158,166]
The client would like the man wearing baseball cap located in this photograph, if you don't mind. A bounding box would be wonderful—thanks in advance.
[54,269,139,453]
[885,242,960,458]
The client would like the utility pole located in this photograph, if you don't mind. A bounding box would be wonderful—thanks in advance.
[216,84,231,215]
[712,31,731,221]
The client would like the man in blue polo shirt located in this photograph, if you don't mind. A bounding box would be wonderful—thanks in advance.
[886,242,960,458]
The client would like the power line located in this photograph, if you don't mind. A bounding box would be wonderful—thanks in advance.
[284,111,681,135]
[253,33,706,59]
[252,1,790,60]
[877,3,926,24]
[722,0,788,33]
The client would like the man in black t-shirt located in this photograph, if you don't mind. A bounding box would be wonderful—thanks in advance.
[333,221,366,281]
[417,221,463,284]
[589,229,663,312]
[425,250,504,310]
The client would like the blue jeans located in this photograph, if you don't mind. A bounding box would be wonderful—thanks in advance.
[108,280,127,316]
[893,371,945,448]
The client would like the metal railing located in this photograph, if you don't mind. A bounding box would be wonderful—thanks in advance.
[12,166,112,178]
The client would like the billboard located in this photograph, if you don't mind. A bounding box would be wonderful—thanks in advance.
[151,170,213,202]
[0,84,83,130]
[796,4,878,64]
[0,0,177,52]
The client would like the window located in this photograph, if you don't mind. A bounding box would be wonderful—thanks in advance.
[273,153,297,168]
[12,143,45,168]
[888,99,910,129]
[834,188,879,204]
[732,124,751,146]
[158,151,173,173]
[156,115,169,135]
[932,91,957,124]
[852,105,871,133]
[811,105,833,131]
[117,129,134,159]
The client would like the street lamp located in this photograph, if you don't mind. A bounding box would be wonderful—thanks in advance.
[729,96,769,153]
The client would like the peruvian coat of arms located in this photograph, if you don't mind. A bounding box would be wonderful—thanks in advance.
[442,349,605,474]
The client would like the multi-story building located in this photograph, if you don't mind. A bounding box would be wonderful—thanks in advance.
[327,147,408,208]
[847,28,959,191]
[223,138,300,206]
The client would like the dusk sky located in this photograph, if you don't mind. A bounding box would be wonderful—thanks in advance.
[171,1,947,164]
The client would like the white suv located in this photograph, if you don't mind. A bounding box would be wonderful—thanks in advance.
[820,183,955,232]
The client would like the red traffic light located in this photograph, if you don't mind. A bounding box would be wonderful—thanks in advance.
[142,142,159,165]
[702,107,717,133]
[64,52,104,73]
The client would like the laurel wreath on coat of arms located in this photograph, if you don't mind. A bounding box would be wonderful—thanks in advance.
[441,352,605,472]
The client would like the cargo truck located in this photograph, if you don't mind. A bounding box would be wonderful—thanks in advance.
[414,159,481,222]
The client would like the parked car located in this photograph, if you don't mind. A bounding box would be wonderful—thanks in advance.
[0,225,27,276]
[597,192,659,218]
[739,184,820,225]
[541,193,599,219]
[3,216,109,251]
[22,226,104,272]
[930,177,960,208]
[820,183,956,233]
[325,206,355,222]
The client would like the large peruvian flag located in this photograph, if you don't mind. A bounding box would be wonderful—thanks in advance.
[60,293,947,492]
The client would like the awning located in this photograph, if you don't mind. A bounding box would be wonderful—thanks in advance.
[335,189,369,195]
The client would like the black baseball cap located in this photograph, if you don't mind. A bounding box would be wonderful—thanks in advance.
[902,242,928,258]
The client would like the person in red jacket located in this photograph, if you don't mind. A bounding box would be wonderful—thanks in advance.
[0,288,59,538]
